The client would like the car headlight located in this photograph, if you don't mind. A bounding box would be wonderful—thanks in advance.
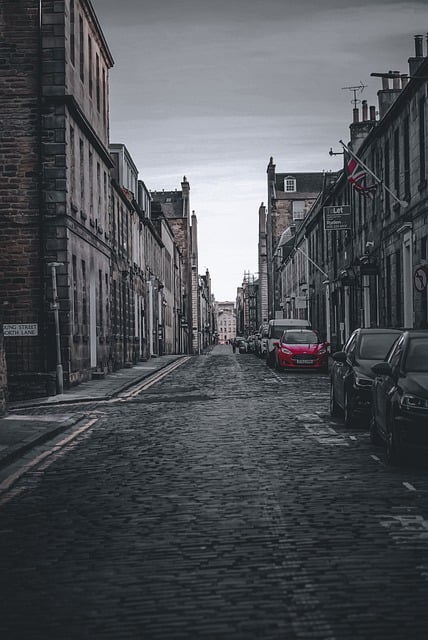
[317,348,327,355]
[281,347,292,355]
[354,376,372,388]
[400,394,428,410]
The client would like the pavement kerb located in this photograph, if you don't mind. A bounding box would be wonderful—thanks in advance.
[7,355,186,411]
[0,414,85,471]
[0,355,188,471]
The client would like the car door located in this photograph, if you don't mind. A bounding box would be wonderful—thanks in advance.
[335,332,357,408]
[376,336,404,438]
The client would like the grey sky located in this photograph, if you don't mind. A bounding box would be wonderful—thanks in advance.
[91,0,427,300]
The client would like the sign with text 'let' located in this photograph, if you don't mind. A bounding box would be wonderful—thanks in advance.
[324,205,351,231]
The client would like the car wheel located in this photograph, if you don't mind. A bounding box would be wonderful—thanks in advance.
[369,414,382,445]
[343,390,355,427]
[329,384,340,417]
[385,415,403,466]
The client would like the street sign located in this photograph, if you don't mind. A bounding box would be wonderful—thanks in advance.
[3,323,38,337]
[324,205,352,231]
[414,266,428,292]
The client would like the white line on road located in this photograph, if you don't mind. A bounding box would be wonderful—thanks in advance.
[403,482,417,492]
[0,417,99,502]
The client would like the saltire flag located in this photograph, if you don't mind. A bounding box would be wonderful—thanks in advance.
[345,151,378,199]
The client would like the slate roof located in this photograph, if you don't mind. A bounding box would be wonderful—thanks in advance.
[275,172,325,196]
[150,191,184,218]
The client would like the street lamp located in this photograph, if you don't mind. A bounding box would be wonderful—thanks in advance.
[48,262,64,394]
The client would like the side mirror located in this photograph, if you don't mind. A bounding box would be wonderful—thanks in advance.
[372,362,393,377]
[325,342,331,347]
[273,341,279,347]
[332,351,347,363]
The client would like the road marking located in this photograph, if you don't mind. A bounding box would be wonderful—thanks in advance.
[403,482,417,492]
[118,356,192,399]
[0,417,98,502]
[4,414,73,422]
[349,435,357,441]
[371,454,382,463]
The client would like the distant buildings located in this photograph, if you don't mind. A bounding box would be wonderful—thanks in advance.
[216,302,236,343]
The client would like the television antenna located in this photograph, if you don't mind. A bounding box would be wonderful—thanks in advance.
[341,81,367,108]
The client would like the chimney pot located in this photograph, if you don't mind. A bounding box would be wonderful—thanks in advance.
[392,71,401,90]
[415,34,424,58]
[382,77,389,90]
[362,100,368,121]
[401,74,409,89]
[353,107,359,124]
[370,105,376,121]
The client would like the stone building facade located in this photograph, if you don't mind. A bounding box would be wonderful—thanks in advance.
[280,36,428,349]
[0,1,213,401]
[264,160,325,319]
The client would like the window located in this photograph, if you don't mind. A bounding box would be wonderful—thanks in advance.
[69,126,75,203]
[384,140,390,214]
[72,255,78,329]
[79,15,84,82]
[70,0,75,66]
[403,116,410,198]
[82,260,87,327]
[88,36,93,97]
[292,200,305,221]
[79,139,85,206]
[284,176,296,192]
[96,53,100,112]
[89,150,94,215]
[393,128,400,198]
[419,96,426,185]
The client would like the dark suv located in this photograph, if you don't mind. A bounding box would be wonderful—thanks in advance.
[330,328,402,426]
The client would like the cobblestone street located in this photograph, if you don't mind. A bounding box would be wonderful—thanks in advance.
[1,344,428,639]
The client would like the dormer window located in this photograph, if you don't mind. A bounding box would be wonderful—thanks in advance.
[284,176,296,192]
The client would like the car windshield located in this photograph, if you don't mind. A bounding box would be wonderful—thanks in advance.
[404,338,428,372]
[358,333,400,360]
[281,330,319,345]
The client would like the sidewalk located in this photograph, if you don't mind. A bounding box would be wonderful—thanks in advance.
[0,355,186,471]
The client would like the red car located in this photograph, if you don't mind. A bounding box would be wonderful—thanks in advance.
[273,329,329,372]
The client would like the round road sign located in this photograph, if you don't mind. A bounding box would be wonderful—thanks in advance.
[414,266,428,292]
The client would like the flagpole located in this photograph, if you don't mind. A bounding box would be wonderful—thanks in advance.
[339,140,408,208]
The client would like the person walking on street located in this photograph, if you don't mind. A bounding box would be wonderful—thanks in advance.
[232,339,237,354]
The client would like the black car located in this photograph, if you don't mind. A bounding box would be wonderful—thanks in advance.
[330,328,402,426]
[371,330,428,465]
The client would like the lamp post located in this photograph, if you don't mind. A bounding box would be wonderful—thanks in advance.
[48,262,64,394]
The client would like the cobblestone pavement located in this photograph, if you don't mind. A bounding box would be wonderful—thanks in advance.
[1,344,428,639]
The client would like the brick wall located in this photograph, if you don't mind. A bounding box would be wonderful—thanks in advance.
[0,1,46,382]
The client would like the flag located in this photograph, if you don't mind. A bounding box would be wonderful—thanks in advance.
[345,151,378,199]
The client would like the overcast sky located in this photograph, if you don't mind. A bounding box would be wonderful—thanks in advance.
[91,0,427,301]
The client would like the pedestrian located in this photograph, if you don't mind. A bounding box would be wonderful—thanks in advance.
[232,339,237,354]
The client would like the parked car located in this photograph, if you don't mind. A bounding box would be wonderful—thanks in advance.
[255,324,268,358]
[273,329,329,372]
[371,330,428,465]
[330,327,402,426]
[246,335,257,353]
[238,340,248,354]
[266,318,311,367]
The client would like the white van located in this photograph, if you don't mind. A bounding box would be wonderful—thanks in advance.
[266,318,311,366]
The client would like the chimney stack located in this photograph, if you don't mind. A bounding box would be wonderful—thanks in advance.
[349,102,376,151]
[409,34,425,76]
[377,70,402,119]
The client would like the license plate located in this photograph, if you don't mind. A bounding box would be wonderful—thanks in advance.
[297,359,314,365]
